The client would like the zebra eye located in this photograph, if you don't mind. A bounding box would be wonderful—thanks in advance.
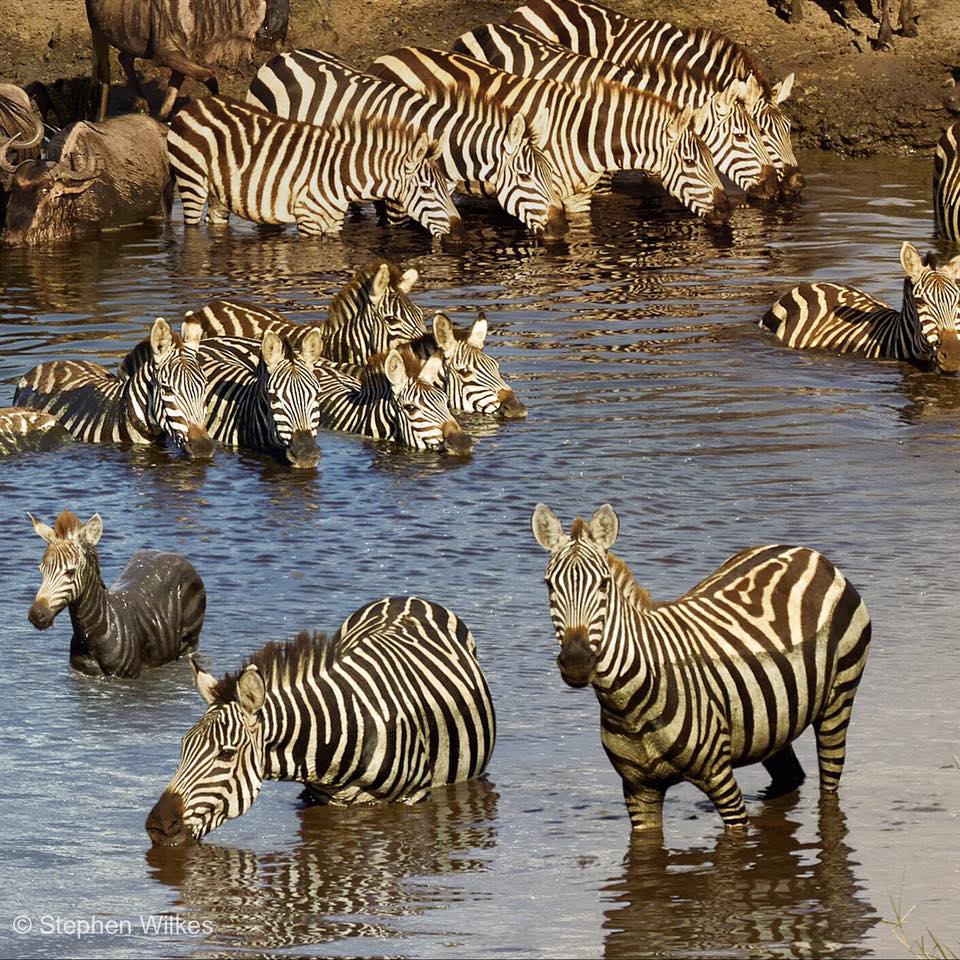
[64,567,77,578]
[403,403,418,415]
[218,748,236,762]
[456,368,471,379]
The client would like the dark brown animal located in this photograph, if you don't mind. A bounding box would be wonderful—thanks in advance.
[776,0,917,43]
[1,114,171,246]
[1,83,44,222]
[86,0,290,120]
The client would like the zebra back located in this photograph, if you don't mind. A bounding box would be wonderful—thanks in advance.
[934,120,960,242]
[0,407,70,455]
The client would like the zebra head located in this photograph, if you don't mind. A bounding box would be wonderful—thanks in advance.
[742,73,803,198]
[146,660,267,846]
[393,133,459,238]
[432,312,527,418]
[382,347,474,455]
[148,318,215,460]
[532,503,620,689]
[258,329,324,468]
[901,242,960,374]
[660,107,732,224]
[27,509,102,631]
[694,81,778,200]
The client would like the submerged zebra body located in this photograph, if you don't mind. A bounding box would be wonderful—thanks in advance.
[454,22,777,199]
[371,47,730,221]
[532,504,871,830]
[13,317,214,459]
[762,242,960,373]
[0,408,71,455]
[166,95,456,237]
[145,595,496,845]
[934,121,960,242]
[508,0,802,195]
[28,509,206,678]
[247,48,562,234]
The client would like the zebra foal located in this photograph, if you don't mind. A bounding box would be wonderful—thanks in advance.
[27,510,206,678]
[934,121,960,242]
[167,95,456,237]
[762,241,960,373]
[145,596,496,845]
[531,504,871,830]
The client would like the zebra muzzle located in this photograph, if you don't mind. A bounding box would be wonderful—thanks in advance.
[544,204,569,239]
[557,628,597,688]
[285,430,320,469]
[780,166,805,197]
[441,422,473,457]
[936,330,960,374]
[706,189,733,225]
[145,789,195,846]
[28,598,54,630]
[185,423,215,460]
[498,389,528,420]
[747,165,780,201]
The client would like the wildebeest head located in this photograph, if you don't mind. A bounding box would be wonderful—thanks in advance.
[255,0,290,51]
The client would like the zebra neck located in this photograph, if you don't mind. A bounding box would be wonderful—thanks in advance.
[322,371,398,440]
[118,342,161,441]
[67,566,117,663]
[900,279,930,362]
[594,89,665,174]
[591,584,656,705]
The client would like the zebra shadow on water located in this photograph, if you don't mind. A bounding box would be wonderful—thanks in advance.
[144,778,500,951]
[601,795,879,959]
[892,365,960,429]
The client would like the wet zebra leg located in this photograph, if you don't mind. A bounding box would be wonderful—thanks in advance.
[694,758,748,829]
[622,781,666,831]
[761,743,806,799]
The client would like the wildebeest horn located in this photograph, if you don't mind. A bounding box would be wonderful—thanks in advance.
[0,133,24,175]
[0,97,44,150]
[58,152,102,184]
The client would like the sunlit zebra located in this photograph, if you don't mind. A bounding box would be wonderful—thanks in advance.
[934,120,960,242]
[145,595,496,845]
[14,317,214,459]
[0,408,70,455]
[762,241,960,373]
[167,95,456,237]
[507,0,802,195]
[531,503,871,830]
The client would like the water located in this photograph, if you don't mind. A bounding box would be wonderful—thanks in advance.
[1,153,958,959]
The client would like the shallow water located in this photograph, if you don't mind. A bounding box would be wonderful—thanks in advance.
[1,152,958,959]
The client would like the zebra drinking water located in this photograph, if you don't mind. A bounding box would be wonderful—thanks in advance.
[14,317,214,459]
[934,120,960,242]
[167,95,456,238]
[145,596,496,845]
[531,503,871,830]
[762,241,960,373]
[27,510,206,678]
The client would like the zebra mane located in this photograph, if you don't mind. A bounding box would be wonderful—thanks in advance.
[680,25,772,96]
[607,553,654,611]
[922,251,939,269]
[53,508,81,538]
[118,339,153,379]
[326,260,410,332]
[213,630,339,704]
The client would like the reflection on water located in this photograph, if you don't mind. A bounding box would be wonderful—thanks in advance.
[603,797,879,959]
[146,779,499,951]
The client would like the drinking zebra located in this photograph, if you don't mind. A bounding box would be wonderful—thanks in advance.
[166,95,456,237]
[370,48,731,221]
[200,330,324,468]
[531,503,872,830]
[145,595,496,845]
[14,317,214,459]
[0,408,71,455]
[507,0,802,195]
[934,121,960,242]
[454,23,778,200]
[27,509,206,678]
[762,241,960,373]
[246,48,563,236]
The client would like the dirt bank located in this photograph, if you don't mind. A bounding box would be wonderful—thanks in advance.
[1,0,957,157]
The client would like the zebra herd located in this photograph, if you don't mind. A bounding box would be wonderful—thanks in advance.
[7,0,960,858]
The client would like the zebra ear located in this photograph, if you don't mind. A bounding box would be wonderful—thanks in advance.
[81,513,103,547]
[406,133,430,171]
[528,107,548,147]
[432,312,457,354]
[28,512,55,543]
[467,313,488,349]
[420,351,444,386]
[741,74,764,108]
[191,656,219,706]
[667,105,696,141]
[181,319,203,351]
[237,664,266,716]
[532,503,566,552]
[261,330,285,372]
[942,254,960,281]
[504,112,526,155]
[589,504,619,551]
[772,73,794,105]
[398,268,419,294]
[900,241,925,280]
[299,327,324,368]
[371,263,391,305]
[384,349,408,390]
[150,317,174,359]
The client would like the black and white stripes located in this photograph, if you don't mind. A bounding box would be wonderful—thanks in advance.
[935,120,960,242]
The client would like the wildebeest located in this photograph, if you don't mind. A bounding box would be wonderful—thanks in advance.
[1,114,171,245]
[775,0,917,43]
[0,83,44,222]
[87,0,291,120]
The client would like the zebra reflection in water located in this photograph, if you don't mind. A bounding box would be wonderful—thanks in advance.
[145,779,499,950]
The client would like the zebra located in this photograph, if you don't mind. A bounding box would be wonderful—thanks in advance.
[14,317,215,459]
[454,22,778,201]
[0,408,71,455]
[370,48,731,222]
[166,94,456,238]
[934,121,960,243]
[145,595,496,845]
[200,329,324,468]
[246,48,565,236]
[27,509,206,678]
[507,0,802,196]
[531,503,872,830]
[314,347,474,455]
[762,241,960,373]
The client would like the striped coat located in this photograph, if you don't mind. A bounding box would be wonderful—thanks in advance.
[0,408,71,455]
[934,120,960,242]
[146,596,496,844]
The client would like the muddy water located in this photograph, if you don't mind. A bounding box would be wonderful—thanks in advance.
[1,153,958,959]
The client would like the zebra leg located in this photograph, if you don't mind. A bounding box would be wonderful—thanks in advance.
[693,756,748,829]
[814,671,868,792]
[295,202,344,238]
[206,193,231,226]
[622,780,666,830]
[760,743,806,799]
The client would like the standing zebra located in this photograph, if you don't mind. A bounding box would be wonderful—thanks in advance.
[145,595,496,845]
[370,48,730,221]
[454,23,778,200]
[531,503,871,830]
[166,95,456,237]
[200,330,323,468]
[14,317,214,459]
[0,408,71,455]
[27,509,206,678]
[507,0,802,195]
[246,49,564,235]
[934,121,960,243]
[762,241,960,373]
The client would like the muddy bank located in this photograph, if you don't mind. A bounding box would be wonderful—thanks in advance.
[0,0,957,157]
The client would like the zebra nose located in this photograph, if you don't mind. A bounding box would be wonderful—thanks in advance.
[498,389,528,420]
[747,165,779,201]
[28,599,53,630]
[446,216,466,241]
[146,790,194,846]
[936,332,960,373]
[558,626,596,688]
[185,423,215,460]
[780,166,805,197]
[286,430,320,469]
[544,204,569,239]
[441,421,473,457]
[705,189,733,224]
